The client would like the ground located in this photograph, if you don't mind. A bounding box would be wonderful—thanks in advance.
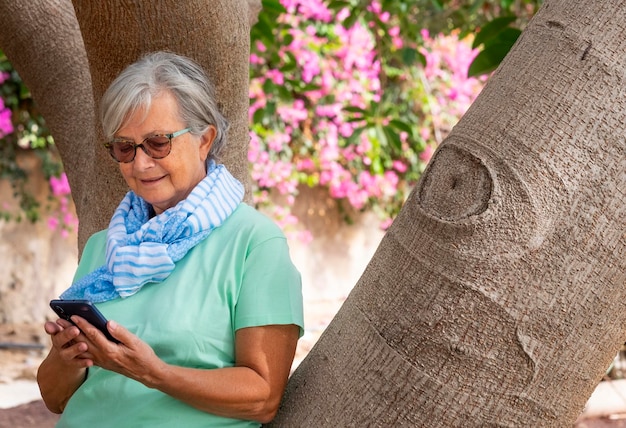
[1,322,625,427]
[0,323,60,427]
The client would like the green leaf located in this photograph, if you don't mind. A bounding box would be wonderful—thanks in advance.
[429,0,444,12]
[328,0,350,11]
[400,47,422,67]
[276,84,292,100]
[388,119,413,135]
[382,126,402,151]
[483,27,521,48]
[375,124,387,147]
[342,11,359,29]
[343,106,367,114]
[468,0,485,14]
[472,16,517,48]
[262,79,277,94]
[252,14,274,45]
[468,40,517,77]
[261,0,286,14]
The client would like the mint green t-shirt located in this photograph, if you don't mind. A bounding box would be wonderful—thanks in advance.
[56,203,304,428]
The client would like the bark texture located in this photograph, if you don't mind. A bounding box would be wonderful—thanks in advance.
[0,0,94,250]
[271,1,626,426]
[70,0,251,251]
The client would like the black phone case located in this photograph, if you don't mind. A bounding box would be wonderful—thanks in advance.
[50,299,119,343]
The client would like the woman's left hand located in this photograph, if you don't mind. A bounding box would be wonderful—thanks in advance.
[69,316,164,384]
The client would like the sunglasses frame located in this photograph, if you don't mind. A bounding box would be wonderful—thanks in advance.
[104,128,191,163]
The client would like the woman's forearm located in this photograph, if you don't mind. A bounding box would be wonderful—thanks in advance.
[145,363,279,423]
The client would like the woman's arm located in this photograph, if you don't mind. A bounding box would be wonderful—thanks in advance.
[37,320,92,413]
[74,317,299,424]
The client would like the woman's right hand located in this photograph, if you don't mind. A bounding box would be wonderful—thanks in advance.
[37,319,92,413]
[44,319,93,368]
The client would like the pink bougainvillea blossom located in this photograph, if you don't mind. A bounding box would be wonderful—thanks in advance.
[47,216,59,231]
[0,99,13,137]
[392,160,408,173]
[49,173,71,196]
[248,7,485,240]
[420,145,435,163]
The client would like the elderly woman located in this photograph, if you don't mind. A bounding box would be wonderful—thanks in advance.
[37,51,304,427]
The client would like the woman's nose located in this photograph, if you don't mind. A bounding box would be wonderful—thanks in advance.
[132,145,156,168]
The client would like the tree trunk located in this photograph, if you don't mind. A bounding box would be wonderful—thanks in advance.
[270,1,626,426]
[0,0,95,251]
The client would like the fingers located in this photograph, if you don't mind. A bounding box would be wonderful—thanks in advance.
[44,319,94,369]
[47,322,80,348]
[55,335,93,368]
[70,315,121,346]
[44,321,62,335]
[105,320,126,345]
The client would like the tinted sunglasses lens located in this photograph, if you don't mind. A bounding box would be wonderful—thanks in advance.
[111,141,136,162]
[144,136,171,159]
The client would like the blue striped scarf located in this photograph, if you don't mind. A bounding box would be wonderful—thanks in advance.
[60,162,244,303]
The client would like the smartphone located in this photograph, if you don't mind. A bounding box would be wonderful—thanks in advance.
[50,299,120,343]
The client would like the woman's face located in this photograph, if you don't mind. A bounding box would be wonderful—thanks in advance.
[115,91,215,214]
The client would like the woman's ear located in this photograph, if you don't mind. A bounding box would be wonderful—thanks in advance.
[200,125,217,161]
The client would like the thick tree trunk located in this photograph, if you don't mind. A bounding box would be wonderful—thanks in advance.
[70,0,251,251]
[271,1,626,426]
[0,0,94,250]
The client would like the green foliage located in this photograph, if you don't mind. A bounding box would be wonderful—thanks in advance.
[0,49,60,224]
[469,16,521,76]
[469,1,542,76]
[251,0,287,46]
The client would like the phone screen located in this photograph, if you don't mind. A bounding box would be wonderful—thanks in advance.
[50,299,119,343]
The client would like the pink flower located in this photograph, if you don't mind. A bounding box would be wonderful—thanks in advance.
[347,189,368,210]
[47,216,59,231]
[49,173,71,196]
[266,69,285,85]
[64,212,78,228]
[296,158,315,171]
[0,108,13,137]
[255,41,267,52]
[420,145,434,163]
[249,53,264,65]
[392,160,407,173]
[277,101,308,125]
[0,97,13,137]
[379,218,393,230]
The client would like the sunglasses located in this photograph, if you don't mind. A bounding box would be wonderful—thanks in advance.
[104,128,191,163]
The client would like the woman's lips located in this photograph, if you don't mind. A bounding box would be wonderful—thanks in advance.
[139,176,165,185]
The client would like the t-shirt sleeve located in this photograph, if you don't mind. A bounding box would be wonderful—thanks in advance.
[235,235,304,337]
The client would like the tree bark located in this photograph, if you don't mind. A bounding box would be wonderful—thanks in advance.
[247,0,262,26]
[0,0,95,251]
[271,0,626,426]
